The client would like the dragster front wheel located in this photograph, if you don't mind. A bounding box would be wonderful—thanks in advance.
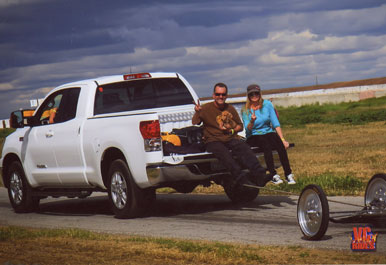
[297,184,329,240]
[365,174,386,207]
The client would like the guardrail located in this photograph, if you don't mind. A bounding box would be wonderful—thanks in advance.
[1,119,10,129]
[227,84,386,108]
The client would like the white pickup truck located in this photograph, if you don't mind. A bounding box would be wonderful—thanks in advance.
[1,72,279,218]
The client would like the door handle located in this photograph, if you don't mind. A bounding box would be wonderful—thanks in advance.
[45,130,54,138]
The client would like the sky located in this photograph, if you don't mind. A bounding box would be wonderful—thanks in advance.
[1,0,386,119]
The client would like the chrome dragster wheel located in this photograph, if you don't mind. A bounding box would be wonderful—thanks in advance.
[365,174,386,212]
[297,184,329,240]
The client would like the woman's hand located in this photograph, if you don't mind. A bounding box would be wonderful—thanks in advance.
[251,112,256,122]
[249,109,256,125]
[282,139,290,149]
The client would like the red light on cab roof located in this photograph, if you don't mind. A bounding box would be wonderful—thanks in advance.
[123,73,152,80]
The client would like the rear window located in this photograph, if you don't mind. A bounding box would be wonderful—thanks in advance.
[94,78,194,115]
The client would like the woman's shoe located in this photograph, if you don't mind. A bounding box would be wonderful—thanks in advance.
[286,174,296,185]
[271,174,283,185]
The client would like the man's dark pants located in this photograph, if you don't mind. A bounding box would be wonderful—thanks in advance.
[206,138,267,185]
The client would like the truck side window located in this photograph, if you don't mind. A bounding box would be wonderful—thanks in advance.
[54,88,80,122]
[36,87,80,125]
[38,93,63,125]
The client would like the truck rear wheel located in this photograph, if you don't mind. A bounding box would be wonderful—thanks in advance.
[7,161,40,213]
[108,159,146,219]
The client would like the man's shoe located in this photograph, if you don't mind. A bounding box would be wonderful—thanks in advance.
[256,173,271,187]
[234,174,254,188]
[271,174,283,185]
[286,174,296,185]
[242,177,255,187]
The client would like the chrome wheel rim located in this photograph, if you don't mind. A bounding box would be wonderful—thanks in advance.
[298,189,323,237]
[10,172,23,205]
[110,172,128,209]
[365,178,386,206]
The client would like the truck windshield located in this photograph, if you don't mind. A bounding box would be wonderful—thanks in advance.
[94,78,194,115]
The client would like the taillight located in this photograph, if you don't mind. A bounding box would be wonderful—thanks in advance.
[124,73,151,80]
[140,120,161,152]
[140,120,160,138]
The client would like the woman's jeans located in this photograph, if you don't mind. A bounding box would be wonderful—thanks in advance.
[246,133,292,177]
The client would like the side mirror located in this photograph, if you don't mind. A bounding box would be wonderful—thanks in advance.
[9,109,36,128]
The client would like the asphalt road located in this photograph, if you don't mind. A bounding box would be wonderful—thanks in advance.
[0,187,385,252]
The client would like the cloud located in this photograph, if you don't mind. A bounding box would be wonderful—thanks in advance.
[267,3,386,36]
[0,82,13,91]
[1,0,386,119]
[0,0,46,8]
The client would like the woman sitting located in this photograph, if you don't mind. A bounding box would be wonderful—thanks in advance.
[241,84,296,185]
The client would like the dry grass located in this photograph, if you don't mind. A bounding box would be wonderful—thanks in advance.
[286,121,386,181]
[1,123,386,264]
[1,226,385,265]
[194,121,386,195]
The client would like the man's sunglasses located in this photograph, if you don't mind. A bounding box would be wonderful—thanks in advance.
[248,92,260,97]
[215,93,227,97]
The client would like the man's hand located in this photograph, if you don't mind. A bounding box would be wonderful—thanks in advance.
[194,99,202,112]
[226,124,241,135]
[192,99,202,125]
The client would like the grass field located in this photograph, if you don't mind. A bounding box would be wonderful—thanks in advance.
[1,97,386,264]
[194,120,386,196]
[1,226,385,265]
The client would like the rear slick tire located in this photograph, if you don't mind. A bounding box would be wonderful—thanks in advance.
[223,175,259,203]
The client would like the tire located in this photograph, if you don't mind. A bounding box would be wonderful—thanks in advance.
[297,184,329,240]
[7,161,39,213]
[365,173,386,207]
[223,176,259,203]
[107,159,147,219]
[143,187,156,208]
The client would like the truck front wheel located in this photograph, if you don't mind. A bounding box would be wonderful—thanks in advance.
[107,159,145,218]
[7,161,40,213]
